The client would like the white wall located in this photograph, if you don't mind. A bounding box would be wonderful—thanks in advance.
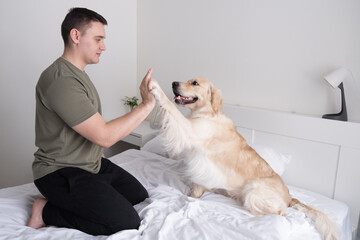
[1,0,360,188]
[137,0,360,121]
[0,0,137,188]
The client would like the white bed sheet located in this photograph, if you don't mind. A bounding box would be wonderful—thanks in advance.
[0,149,352,240]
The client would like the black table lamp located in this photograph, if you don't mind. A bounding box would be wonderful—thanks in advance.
[322,68,349,121]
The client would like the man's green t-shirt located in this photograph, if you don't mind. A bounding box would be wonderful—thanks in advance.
[33,57,103,180]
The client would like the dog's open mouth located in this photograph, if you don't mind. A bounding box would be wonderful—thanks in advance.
[173,94,198,105]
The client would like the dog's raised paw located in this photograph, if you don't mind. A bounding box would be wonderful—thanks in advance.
[151,88,161,100]
[150,79,160,89]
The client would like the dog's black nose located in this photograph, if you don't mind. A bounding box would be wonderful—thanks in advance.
[172,82,179,88]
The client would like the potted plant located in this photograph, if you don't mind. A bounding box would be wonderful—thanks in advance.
[122,96,139,111]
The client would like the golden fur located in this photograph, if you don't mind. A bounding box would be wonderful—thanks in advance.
[150,78,338,240]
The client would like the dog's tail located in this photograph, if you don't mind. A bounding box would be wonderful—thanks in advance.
[289,198,338,240]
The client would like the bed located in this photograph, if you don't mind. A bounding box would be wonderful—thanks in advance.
[0,104,359,240]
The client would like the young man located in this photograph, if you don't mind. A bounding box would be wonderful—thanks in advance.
[27,8,156,235]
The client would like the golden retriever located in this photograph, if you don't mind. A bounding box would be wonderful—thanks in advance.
[150,78,338,240]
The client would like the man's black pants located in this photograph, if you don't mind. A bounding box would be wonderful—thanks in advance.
[34,158,148,236]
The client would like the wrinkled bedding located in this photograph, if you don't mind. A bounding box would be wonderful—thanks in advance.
[0,149,351,240]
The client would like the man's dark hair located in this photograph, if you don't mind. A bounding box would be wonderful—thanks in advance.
[61,7,107,46]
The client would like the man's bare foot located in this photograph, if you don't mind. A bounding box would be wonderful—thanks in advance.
[27,198,47,229]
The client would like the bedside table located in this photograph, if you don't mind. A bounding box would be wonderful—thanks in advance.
[122,120,159,148]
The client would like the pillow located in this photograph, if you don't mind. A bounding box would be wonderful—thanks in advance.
[141,133,169,158]
[142,135,291,176]
[249,143,291,176]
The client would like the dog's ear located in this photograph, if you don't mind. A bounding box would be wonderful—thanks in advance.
[211,86,223,113]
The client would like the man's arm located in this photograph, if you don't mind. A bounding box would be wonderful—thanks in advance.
[72,69,156,148]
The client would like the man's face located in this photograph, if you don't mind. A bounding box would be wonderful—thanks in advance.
[78,21,106,65]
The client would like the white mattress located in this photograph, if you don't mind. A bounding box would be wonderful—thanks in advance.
[0,149,352,240]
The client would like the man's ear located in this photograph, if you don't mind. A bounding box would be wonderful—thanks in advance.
[211,86,222,113]
[69,28,81,44]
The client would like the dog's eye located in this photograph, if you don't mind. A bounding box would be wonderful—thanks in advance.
[192,81,199,86]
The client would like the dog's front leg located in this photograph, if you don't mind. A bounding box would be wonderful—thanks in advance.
[151,81,192,156]
[190,183,207,198]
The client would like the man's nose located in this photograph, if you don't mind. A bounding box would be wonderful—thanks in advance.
[101,42,106,51]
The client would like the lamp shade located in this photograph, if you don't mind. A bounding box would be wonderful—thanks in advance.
[324,68,349,88]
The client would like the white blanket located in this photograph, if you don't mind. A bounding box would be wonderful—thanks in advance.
[0,149,352,240]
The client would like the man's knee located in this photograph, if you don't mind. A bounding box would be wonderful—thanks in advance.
[136,185,149,203]
[105,210,141,235]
